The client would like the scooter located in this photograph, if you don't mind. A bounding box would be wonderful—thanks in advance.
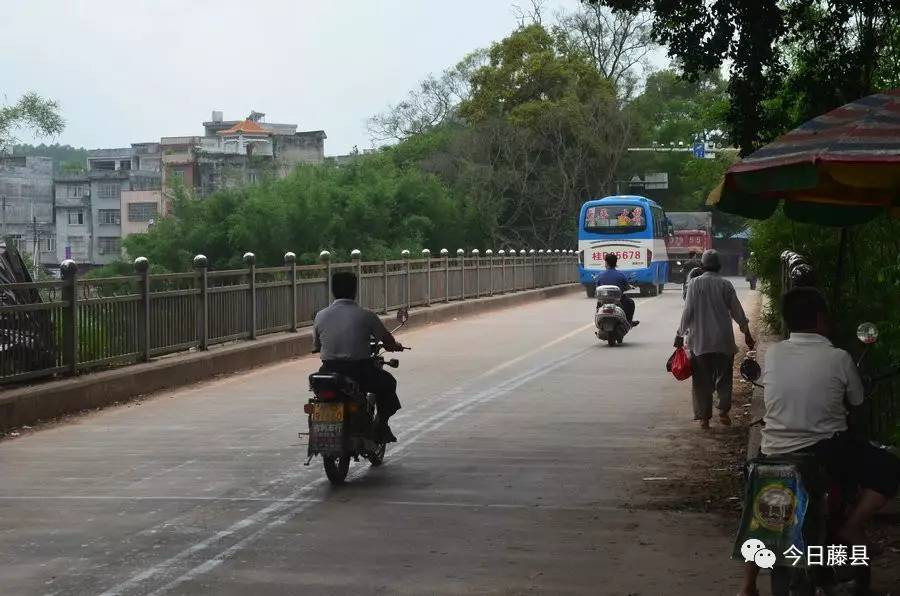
[738,322,900,596]
[594,284,631,346]
[303,308,410,484]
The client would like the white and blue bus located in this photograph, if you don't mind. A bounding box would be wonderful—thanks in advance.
[578,195,670,298]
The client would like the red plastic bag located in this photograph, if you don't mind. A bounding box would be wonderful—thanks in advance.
[667,347,692,381]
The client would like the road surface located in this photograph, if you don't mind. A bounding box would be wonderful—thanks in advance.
[0,281,757,595]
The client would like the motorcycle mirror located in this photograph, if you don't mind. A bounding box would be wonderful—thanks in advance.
[857,322,879,345]
[396,307,409,324]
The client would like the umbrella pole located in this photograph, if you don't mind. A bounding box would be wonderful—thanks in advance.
[833,227,849,310]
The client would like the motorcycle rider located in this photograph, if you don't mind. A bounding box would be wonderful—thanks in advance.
[313,271,404,442]
[593,253,638,326]
[739,287,900,596]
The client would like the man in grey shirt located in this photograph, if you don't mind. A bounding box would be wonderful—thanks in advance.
[675,250,755,429]
[313,272,404,441]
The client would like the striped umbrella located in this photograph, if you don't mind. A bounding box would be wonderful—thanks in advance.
[708,88,900,226]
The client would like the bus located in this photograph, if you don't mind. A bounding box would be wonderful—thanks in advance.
[577,195,670,298]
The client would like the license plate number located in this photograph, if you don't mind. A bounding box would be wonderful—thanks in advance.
[311,403,343,422]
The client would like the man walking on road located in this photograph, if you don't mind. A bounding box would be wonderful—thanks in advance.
[675,250,755,429]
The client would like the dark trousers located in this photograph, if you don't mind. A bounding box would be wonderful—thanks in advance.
[690,352,734,419]
[320,360,401,420]
[620,295,635,323]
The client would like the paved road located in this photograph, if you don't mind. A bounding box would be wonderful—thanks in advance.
[0,281,756,595]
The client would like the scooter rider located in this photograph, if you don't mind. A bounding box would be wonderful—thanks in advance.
[739,287,900,596]
[313,271,405,443]
[594,253,638,326]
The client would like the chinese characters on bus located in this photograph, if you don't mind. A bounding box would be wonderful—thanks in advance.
[585,206,645,229]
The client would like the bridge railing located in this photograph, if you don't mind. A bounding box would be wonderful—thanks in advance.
[0,249,579,385]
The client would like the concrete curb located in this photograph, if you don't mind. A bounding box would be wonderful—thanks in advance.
[0,284,579,431]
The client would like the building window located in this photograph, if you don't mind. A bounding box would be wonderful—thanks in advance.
[66,184,83,198]
[99,209,121,225]
[120,160,131,171]
[67,236,86,257]
[98,237,121,255]
[168,169,185,184]
[128,202,158,222]
[44,237,56,253]
[68,209,85,225]
[97,182,120,199]
[7,234,23,250]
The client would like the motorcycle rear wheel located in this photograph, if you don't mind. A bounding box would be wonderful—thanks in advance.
[323,454,351,484]
[368,443,387,467]
[607,337,617,347]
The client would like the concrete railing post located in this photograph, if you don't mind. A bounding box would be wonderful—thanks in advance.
[320,250,332,306]
[60,259,78,373]
[552,249,558,285]
[401,249,411,308]
[498,250,506,294]
[244,252,257,340]
[518,249,526,290]
[285,252,297,332]
[533,250,540,288]
[457,249,465,299]
[135,256,151,362]
[441,248,449,303]
[351,249,361,306]
[472,249,480,298]
[382,258,389,314]
[422,249,431,306]
[194,254,209,349]
[486,249,494,296]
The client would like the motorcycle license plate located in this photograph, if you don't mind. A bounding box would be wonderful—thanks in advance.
[311,403,343,422]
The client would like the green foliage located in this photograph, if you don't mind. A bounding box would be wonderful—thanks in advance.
[749,212,900,360]
[124,156,473,271]
[594,1,900,154]
[1,92,65,151]
[12,143,87,167]
[459,24,613,125]
[628,69,730,146]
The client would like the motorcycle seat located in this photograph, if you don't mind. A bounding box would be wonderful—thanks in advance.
[308,373,360,396]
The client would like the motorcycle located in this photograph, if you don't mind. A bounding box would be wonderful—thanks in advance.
[739,322,900,596]
[303,308,410,484]
[593,283,631,346]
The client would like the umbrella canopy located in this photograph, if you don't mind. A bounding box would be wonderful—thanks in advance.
[708,88,900,226]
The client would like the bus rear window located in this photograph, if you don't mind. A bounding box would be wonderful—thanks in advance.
[583,205,646,233]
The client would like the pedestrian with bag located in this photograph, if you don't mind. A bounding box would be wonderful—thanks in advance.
[675,250,755,429]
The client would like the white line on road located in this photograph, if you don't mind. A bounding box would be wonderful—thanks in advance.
[98,340,591,596]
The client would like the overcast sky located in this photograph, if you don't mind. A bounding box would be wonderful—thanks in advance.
[2,0,668,155]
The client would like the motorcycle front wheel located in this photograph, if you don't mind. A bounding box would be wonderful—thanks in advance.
[323,454,351,484]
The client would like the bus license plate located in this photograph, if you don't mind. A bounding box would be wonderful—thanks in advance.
[312,403,343,422]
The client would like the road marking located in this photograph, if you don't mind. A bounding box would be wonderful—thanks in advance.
[98,344,590,595]
[0,495,619,512]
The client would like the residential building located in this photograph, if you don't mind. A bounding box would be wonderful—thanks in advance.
[53,146,162,266]
[162,111,326,196]
[53,172,91,263]
[0,156,56,267]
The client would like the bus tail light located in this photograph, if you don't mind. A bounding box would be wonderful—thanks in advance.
[647,249,653,265]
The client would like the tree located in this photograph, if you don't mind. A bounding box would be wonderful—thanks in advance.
[628,68,730,146]
[591,0,900,154]
[367,51,487,143]
[558,4,657,100]
[1,92,64,152]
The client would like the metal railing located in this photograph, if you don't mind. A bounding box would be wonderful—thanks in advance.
[0,248,579,385]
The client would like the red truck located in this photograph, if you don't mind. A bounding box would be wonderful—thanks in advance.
[665,212,712,283]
